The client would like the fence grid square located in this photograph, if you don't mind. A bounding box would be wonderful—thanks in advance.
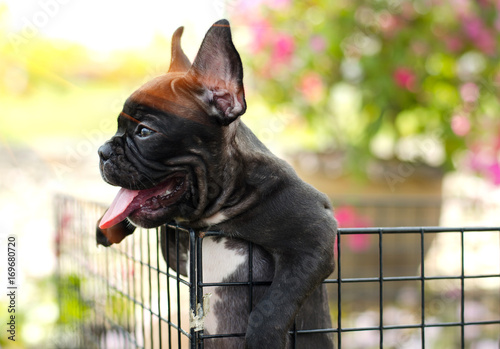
[55,195,500,348]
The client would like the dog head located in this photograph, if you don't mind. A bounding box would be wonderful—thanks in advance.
[98,19,246,236]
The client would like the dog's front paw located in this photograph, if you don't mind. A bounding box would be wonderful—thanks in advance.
[245,329,287,349]
[245,313,288,349]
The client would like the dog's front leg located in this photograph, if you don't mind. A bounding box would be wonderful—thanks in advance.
[245,245,335,349]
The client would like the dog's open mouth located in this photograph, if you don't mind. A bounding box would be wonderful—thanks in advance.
[99,173,187,229]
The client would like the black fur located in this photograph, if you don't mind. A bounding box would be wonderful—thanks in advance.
[97,19,337,348]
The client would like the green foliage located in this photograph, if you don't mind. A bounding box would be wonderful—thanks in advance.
[233,0,500,180]
[57,274,89,325]
[2,2,500,181]
[0,4,168,143]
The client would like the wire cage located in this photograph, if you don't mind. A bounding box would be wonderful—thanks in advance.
[54,195,500,349]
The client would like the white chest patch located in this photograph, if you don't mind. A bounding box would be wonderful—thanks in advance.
[202,236,247,282]
[202,212,228,226]
[201,236,247,334]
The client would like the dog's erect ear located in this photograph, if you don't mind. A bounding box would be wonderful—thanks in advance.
[168,27,192,73]
[186,19,246,126]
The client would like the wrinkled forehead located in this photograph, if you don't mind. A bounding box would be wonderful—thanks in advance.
[123,74,207,124]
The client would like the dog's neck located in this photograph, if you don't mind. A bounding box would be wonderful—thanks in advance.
[193,121,278,228]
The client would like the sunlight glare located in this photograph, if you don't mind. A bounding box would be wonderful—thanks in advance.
[1,0,228,52]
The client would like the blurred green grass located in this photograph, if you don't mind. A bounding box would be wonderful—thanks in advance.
[1,84,131,143]
[0,2,172,146]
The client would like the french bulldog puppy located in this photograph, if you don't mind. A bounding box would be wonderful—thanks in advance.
[97,19,337,349]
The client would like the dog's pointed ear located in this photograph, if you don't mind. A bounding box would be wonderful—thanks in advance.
[186,19,246,126]
[168,26,192,73]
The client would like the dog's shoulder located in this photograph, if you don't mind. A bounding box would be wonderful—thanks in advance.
[234,121,332,203]
[223,121,337,234]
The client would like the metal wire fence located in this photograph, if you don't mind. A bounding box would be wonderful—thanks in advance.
[54,195,500,348]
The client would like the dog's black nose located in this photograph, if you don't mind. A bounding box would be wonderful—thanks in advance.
[98,142,113,160]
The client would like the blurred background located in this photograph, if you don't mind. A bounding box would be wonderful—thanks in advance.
[0,0,499,347]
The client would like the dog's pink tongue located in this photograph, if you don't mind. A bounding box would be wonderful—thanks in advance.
[99,188,140,229]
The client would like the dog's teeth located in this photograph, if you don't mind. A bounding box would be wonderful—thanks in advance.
[165,189,173,196]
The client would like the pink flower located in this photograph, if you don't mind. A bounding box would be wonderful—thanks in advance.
[466,148,500,186]
[487,162,500,185]
[310,35,327,52]
[299,72,324,103]
[451,114,471,136]
[378,11,399,35]
[464,17,484,38]
[393,67,417,91]
[475,31,496,55]
[271,34,295,65]
[335,206,371,228]
[460,82,480,103]
[347,234,371,253]
[463,16,496,55]
[250,19,271,54]
[335,206,372,253]
[468,148,486,173]
[452,0,472,16]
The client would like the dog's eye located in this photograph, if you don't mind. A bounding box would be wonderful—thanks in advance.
[137,126,155,138]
